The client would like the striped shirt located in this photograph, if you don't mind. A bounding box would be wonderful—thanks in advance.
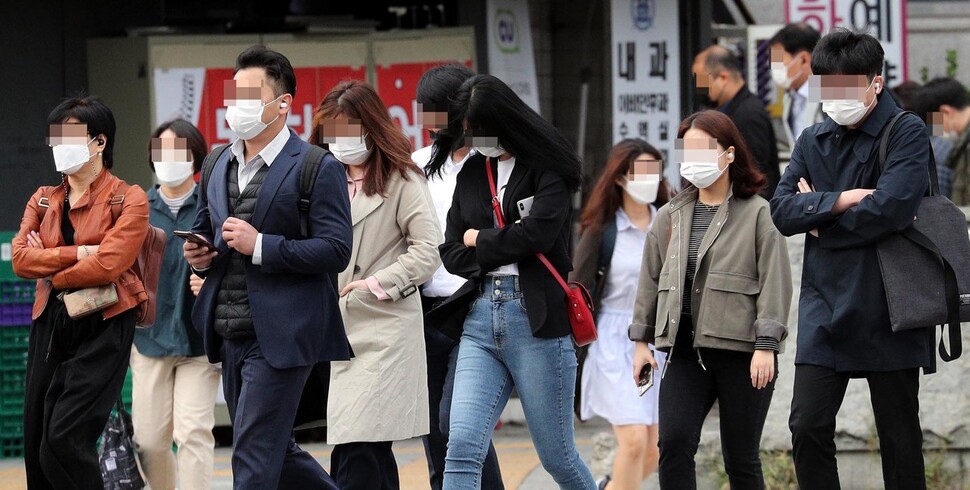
[682,202,718,316]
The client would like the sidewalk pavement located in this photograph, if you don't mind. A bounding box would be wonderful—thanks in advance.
[0,419,662,489]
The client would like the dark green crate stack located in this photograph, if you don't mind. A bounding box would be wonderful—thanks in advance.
[1,231,30,459]
[0,232,134,459]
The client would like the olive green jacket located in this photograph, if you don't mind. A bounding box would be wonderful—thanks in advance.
[628,186,792,353]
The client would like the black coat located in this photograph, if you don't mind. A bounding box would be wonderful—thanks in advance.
[428,153,574,340]
[722,85,782,199]
[770,94,935,373]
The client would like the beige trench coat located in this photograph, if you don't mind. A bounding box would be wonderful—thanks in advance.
[326,170,441,444]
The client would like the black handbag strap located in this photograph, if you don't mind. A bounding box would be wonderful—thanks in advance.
[592,217,618,300]
[900,227,963,362]
[878,110,940,196]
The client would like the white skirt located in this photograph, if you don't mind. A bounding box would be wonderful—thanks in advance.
[580,309,666,426]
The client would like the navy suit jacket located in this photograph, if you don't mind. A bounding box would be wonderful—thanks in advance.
[191,130,354,369]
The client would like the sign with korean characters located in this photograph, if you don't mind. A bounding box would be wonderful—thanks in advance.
[611,0,681,183]
[785,0,908,85]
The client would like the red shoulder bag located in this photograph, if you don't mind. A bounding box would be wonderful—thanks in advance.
[484,159,597,346]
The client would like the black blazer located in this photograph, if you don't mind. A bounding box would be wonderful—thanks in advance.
[722,86,782,199]
[428,153,573,340]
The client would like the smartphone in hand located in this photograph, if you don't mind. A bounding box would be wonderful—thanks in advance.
[637,364,654,397]
[173,230,217,252]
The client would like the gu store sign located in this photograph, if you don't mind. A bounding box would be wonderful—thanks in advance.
[785,0,908,85]
[611,0,681,184]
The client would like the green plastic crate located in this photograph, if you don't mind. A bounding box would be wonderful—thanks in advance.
[0,231,17,282]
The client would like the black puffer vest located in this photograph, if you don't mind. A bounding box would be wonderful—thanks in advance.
[214,159,269,338]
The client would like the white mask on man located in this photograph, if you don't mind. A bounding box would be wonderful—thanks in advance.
[821,78,878,127]
[225,95,283,140]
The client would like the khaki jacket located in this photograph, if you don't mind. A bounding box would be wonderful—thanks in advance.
[629,187,792,354]
[13,171,149,320]
[327,171,441,445]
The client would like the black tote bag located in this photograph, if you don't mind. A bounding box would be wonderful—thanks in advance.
[875,111,966,362]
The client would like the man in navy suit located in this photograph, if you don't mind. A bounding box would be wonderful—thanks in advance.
[184,45,352,489]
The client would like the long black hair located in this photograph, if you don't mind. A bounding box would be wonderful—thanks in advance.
[432,74,583,191]
[417,63,475,178]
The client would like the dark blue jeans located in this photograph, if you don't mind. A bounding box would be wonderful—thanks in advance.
[422,296,504,490]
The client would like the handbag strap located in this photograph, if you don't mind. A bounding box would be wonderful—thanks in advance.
[878,110,940,196]
[484,158,572,295]
[900,227,963,361]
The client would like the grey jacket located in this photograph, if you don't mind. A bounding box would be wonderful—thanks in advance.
[629,186,792,354]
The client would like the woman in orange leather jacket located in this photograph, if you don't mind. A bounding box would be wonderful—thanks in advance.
[12,96,150,489]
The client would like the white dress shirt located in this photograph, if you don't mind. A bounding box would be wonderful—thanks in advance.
[491,157,519,276]
[412,145,472,297]
[599,206,655,313]
[228,124,291,266]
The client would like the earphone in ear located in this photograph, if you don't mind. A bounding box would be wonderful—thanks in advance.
[280,102,288,109]
[728,152,734,157]
[875,83,881,91]
[97,138,104,145]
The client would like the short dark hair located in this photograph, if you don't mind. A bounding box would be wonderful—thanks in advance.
[47,96,116,169]
[417,63,476,177]
[704,46,743,78]
[769,23,821,56]
[678,110,766,199]
[235,45,296,98]
[149,118,208,173]
[811,28,884,80]
[913,77,970,119]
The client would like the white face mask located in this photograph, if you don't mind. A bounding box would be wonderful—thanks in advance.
[52,137,97,175]
[476,146,505,158]
[330,134,372,166]
[623,176,660,205]
[153,161,195,186]
[770,57,801,90]
[680,150,729,189]
[821,79,878,127]
[225,95,283,140]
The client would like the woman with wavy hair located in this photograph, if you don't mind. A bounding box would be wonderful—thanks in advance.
[310,80,442,490]
[571,138,670,490]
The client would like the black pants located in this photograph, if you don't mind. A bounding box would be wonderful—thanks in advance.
[221,335,337,490]
[789,364,925,490]
[658,318,775,490]
[331,441,400,490]
[23,298,135,490]
[421,296,504,490]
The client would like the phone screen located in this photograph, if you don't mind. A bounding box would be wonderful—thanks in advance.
[637,365,654,396]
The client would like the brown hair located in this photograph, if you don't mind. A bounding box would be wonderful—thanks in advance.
[310,80,421,196]
[579,138,670,234]
[677,111,766,199]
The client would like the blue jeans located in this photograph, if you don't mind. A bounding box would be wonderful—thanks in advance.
[443,276,595,489]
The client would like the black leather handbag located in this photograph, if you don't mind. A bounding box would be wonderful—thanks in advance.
[875,111,966,362]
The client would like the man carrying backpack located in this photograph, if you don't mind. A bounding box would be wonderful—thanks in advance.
[184,45,353,489]
[770,29,934,489]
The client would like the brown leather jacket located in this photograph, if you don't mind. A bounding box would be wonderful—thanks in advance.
[12,170,150,320]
